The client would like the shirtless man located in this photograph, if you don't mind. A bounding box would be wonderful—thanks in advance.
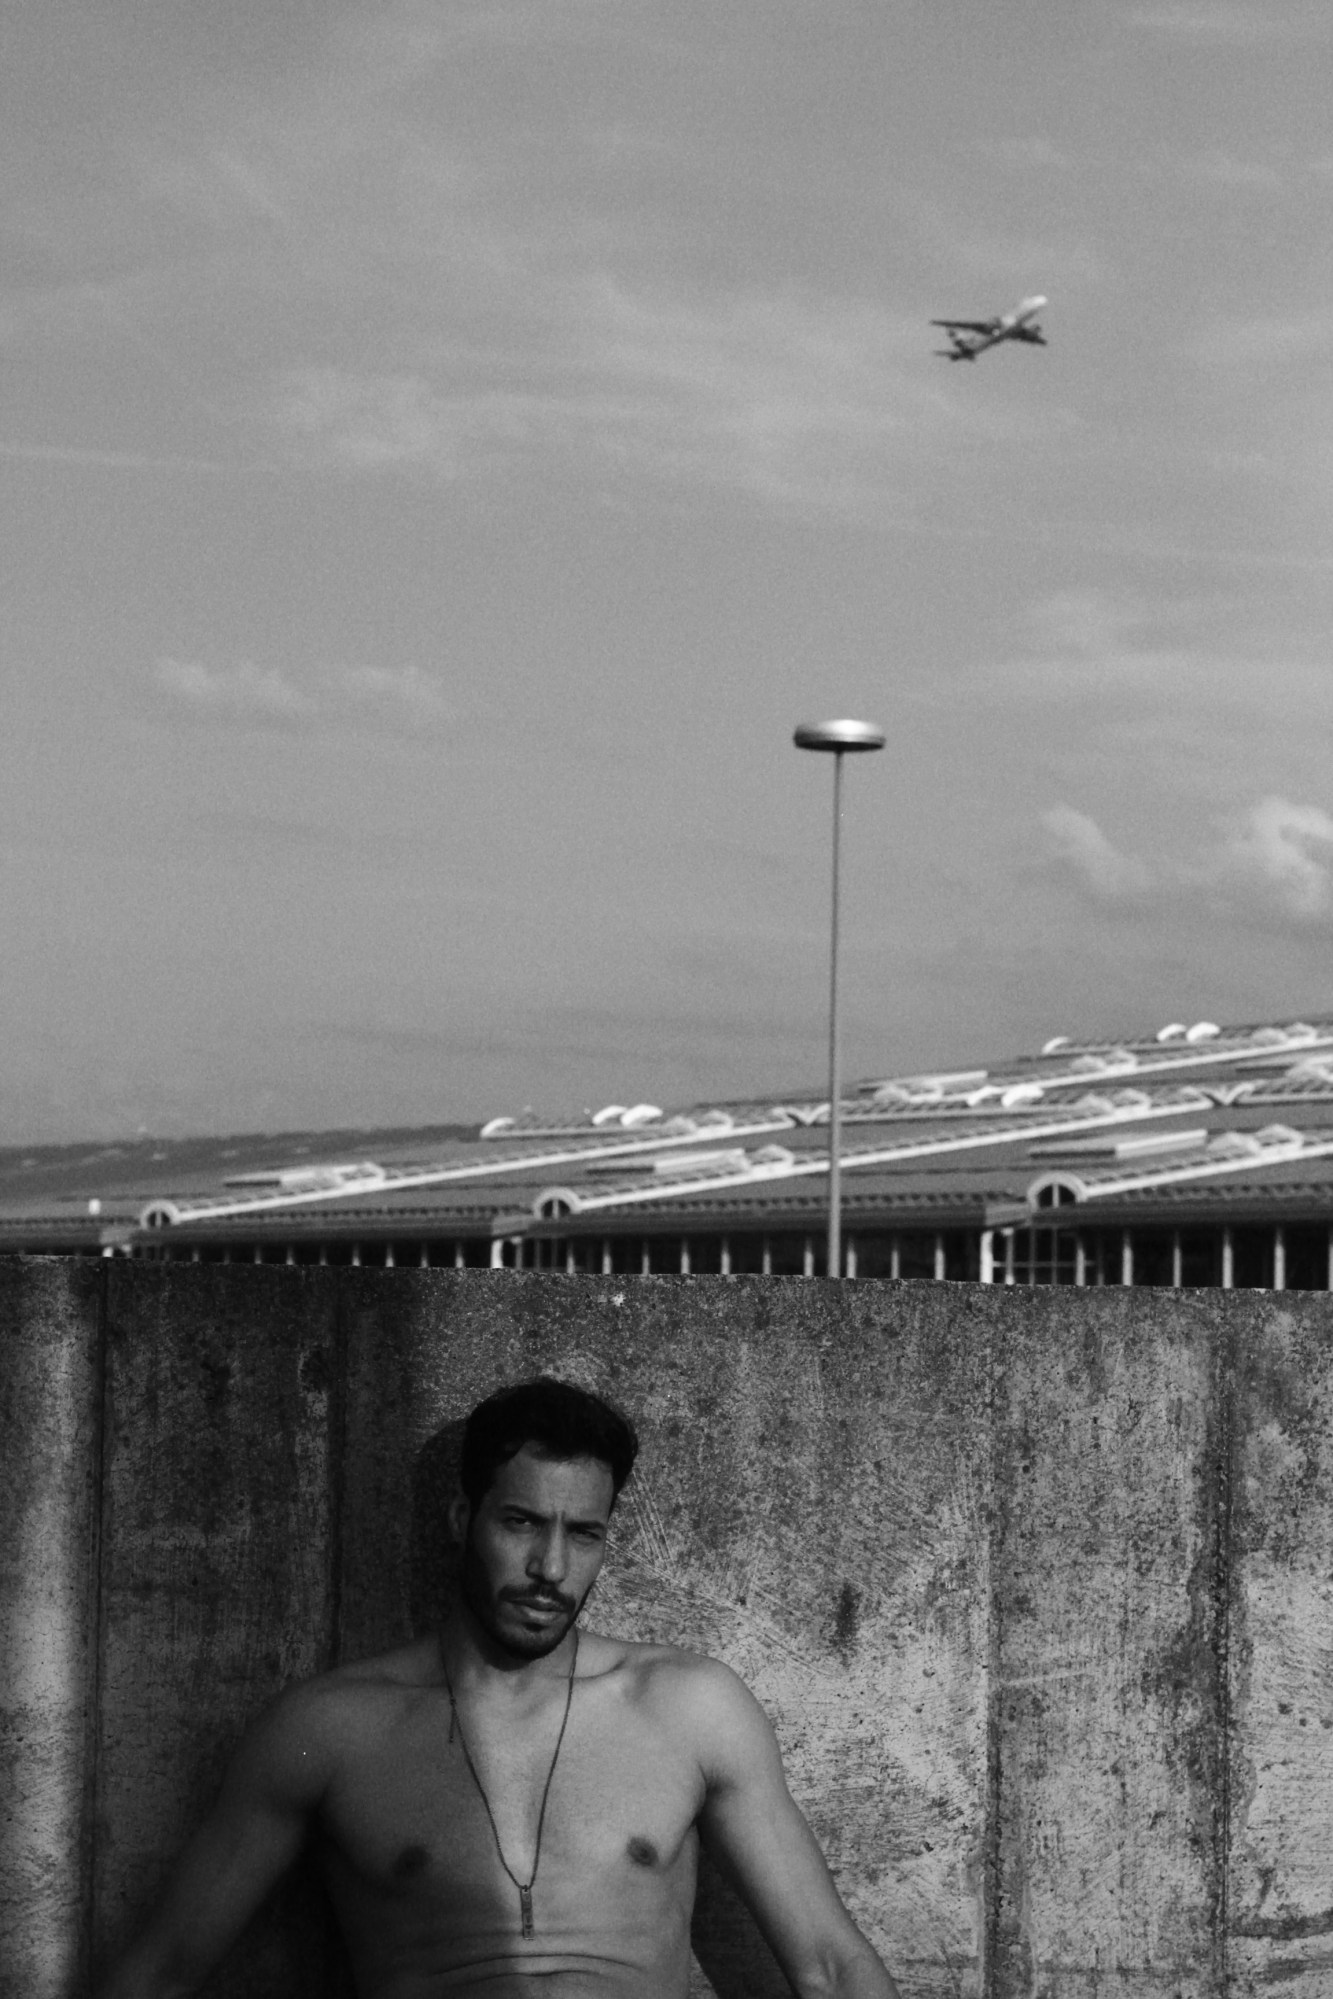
[96,1377,901,1999]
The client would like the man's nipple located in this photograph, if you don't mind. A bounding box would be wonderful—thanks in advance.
[627,1836,659,1868]
[392,1843,432,1881]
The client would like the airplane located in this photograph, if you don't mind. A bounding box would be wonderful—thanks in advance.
[931,294,1048,361]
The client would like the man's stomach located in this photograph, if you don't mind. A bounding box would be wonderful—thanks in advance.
[354,1947,692,1999]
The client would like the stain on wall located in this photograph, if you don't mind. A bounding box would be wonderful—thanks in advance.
[3,1266,1333,1998]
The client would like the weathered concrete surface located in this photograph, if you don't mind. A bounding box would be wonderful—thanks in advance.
[990,1287,1223,1998]
[5,1264,1333,1998]
[90,1266,343,1998]
[1228,1297,1333,1998]
[338,1272,993,1999]
[0,1259,103,1999]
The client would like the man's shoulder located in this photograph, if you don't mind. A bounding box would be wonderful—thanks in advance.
[259,1638,440,1748]
[581,1632,765,1722]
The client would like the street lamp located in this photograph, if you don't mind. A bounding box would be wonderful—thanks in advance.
[793,718,886,1277]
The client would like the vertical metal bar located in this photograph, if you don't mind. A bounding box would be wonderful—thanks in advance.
[1172,1230,1182,1288]
[1273,1226,1285,1292]
[979,1229,994,1283]
[827,750,844,1279]
[1221,1226,1233,1289]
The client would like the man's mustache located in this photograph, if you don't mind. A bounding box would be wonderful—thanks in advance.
[505,1587,576,1613]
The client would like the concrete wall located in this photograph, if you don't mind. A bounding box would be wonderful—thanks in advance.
[2,1265,1332,1998]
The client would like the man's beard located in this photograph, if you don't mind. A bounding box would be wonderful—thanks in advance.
[459,1538,587,1661]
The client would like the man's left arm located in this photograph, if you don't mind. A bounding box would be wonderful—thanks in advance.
[692,1660,903,1999]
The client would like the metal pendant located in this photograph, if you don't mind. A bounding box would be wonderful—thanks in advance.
[519,1885,534,1939]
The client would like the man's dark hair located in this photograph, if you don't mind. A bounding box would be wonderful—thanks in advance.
[460,1377,639,1510]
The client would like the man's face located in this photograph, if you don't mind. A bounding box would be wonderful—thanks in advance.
[454,1444,615,1661]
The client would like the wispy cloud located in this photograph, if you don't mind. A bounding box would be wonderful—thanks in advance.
[276,281,939,515]
[1182,151,1283,191]
[154,657,315,720]
[338,662,451,719]
[1044,807,1154,898]
[152,656,452,726]
[1045,796,1333,925]
[1129,3,1324,44]
[1195,307,1333,370]
[0,441,224,471]
[960,591,1333,709]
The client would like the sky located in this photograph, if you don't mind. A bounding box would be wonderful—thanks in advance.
[4,0,1333,1142]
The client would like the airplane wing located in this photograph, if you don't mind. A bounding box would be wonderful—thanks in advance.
[930,319,994,332]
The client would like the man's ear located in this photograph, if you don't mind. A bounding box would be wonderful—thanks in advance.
[447,1491,471,1547]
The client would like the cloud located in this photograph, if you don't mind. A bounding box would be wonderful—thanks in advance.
[966,590,1195,701]
[1129,3,1321,43]
[0,441,224,471]
[1182,152,1283,192]
[1226,798,1333,918]
[1043,808,1154,899]
[154,656,314,719]
[338,662,452,719]
[275,279,940,517]
[1045,796,1333,925]
[152,656,451,726]
[1195,307,1333,371]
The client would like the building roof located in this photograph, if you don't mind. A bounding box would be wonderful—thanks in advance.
[7,1013,1333,1256]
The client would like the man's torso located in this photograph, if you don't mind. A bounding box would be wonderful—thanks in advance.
[309,1631,708,1999]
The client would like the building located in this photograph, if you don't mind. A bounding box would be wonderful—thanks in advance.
[7,1012,1333,1289]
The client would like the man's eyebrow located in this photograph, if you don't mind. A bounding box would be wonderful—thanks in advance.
[501,1504,607,1531]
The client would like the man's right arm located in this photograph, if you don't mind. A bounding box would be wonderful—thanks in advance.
[93,1681,337,1999]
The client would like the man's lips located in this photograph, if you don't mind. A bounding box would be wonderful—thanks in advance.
[508,1596,571,1619]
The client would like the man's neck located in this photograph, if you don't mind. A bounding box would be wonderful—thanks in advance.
[441,1603,580,1695]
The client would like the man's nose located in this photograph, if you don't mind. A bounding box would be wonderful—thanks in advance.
[529,1528,569,1582]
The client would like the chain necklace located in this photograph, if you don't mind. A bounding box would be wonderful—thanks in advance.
[440,1626,579,1940]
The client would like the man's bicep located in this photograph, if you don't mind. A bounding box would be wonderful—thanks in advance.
[103,1688,329,1993]
[695,1670,866,1978]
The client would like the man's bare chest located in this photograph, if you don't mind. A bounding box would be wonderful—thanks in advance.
[319,1685,703,1900]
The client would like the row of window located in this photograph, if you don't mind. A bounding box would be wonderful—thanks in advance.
[136,1222,1333,1289]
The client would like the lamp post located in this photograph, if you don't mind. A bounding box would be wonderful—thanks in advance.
[793,718,886,1277]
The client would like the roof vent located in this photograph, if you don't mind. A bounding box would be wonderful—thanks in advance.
[479,1116,515,1139]
[533,1187,581,1218]
[619,1103,664,1128]
[651,1149,748,1178]
[1156,1022,1188,1042]
[1285,1057,1333,1083]
[1027,1172,1086,1209]
[591,1105,628,1126]
[1041,1036,1070,1054]
[1185,1021,1221,1042]
[1000,1083,1045,1108]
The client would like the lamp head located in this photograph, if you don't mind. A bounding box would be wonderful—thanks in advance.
[793,719,886,753]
